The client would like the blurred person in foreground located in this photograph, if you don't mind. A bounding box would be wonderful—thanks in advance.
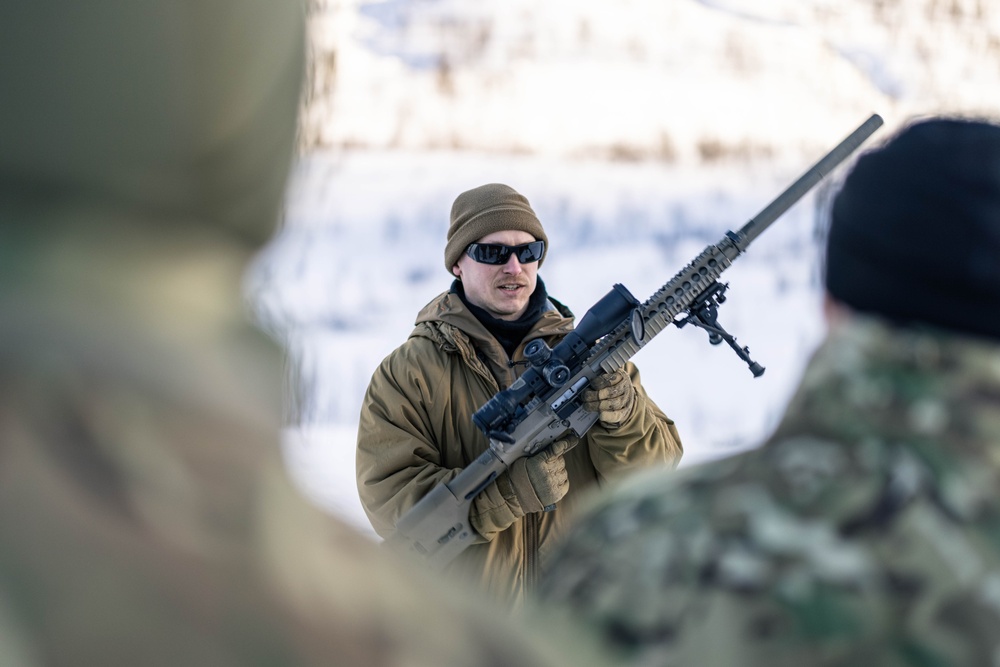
[533,117,1000,666]
[0,2,606,666]
[356,183,683,610]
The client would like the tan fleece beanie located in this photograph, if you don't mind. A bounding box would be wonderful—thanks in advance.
[444,183,548,273]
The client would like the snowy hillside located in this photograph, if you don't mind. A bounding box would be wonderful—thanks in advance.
[250,0,1000,536]
[301,0,1000,158]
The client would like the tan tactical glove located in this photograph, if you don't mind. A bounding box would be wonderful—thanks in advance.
[582,368,636,429]
[470,436,578,539]
[506,436,575,513]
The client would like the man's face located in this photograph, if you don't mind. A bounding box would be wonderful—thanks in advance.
[452,229,540,321]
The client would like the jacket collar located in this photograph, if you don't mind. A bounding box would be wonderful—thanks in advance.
[411,284,576,362]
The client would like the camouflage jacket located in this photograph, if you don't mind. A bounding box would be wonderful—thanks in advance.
[535,314,1000,666]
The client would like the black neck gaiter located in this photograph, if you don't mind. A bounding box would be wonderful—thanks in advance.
[452,278,549,358]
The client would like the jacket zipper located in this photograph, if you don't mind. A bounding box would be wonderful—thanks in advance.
[502,349,541,597]
[525,512,538,595]
[467,338,542,597]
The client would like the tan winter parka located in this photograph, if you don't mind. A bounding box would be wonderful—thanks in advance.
[357,290,682,609]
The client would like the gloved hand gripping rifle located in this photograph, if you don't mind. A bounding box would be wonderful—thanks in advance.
[389,114,884,568]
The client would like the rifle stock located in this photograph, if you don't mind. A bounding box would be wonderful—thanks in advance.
[388,114,884,568]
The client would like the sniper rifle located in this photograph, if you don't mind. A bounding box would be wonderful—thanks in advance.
[389,113,884,568]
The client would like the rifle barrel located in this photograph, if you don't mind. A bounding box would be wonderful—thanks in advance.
[737,113,883,248]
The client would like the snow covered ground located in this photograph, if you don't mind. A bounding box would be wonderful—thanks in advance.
[249,0,1000,537]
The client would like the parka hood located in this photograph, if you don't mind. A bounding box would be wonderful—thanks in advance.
[411,289,577,357]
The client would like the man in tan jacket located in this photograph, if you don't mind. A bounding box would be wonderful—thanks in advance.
[357,183,683,609]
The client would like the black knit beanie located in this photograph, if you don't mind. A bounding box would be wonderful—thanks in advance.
[826,117,1000,341]
[445,183,548,273]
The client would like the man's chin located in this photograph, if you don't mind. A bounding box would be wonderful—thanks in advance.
[489,303,526,321]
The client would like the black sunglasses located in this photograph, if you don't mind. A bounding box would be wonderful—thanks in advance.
[465,241,545,265]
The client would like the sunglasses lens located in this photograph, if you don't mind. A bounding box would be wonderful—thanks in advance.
[467,241,545,265]
[472,244,506,264]
[516,242,545,263]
